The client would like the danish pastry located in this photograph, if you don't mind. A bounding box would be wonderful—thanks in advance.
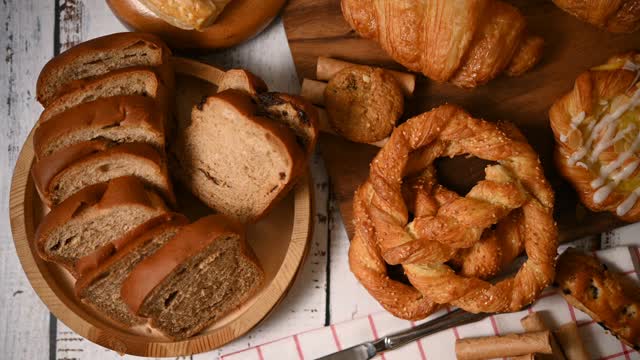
[550,52,640,221]
[350,105,557,318]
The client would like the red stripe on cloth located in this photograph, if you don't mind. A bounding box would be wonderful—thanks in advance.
[330,325,342,351]
[565,299,578,323]
[411,321,427,360]
[367,315,386,360]
[489,315,500,335]
[452,326,461,340]
[599,350,634,360]
[257,346,265,360]
[293,335,304,360]
[621,342,631,360]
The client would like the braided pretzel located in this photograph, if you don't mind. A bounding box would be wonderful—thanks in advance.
[349,105,557,318]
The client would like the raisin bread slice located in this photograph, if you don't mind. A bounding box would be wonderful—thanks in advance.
[35,176,168,276]
[33,95,165,160]
[75,213,188,326]
[36,32,172,107]
[172,89,304,222]
[32,141,174,207]
[38,67,168,124]
[121,214,263,339]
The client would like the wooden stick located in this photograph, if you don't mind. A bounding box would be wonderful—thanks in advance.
[316,56,416,96]
[455,331,553,360]
[554,322,590,360]
[520,313,567,360]
[301,78,326,106]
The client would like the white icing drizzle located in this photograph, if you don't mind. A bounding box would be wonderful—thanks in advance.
[617,188,640,216]
[612,160,640,184]
[599,99,609,106]
[569,87,640,165]
[593,183,614,204]
[560,111,586,143]
[576,161,589,169]
[590,131,640,189]
[624,60,640,92]
[591,124,636,162]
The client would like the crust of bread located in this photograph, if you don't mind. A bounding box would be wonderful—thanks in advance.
[74,212,188,278]
[36,32,173,106]
[31,141,174,207]
[33,95,165,160]
[121,214,252,314]
[218,69,268,96]
[38,67,169,124]
[35,176,168,274]
[556,248,640,348]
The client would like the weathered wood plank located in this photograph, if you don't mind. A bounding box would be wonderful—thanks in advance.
[1,1,55,359]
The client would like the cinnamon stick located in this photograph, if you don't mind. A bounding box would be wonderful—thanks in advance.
[520,312,566,360]
[455,331,553,360]
[316,56,416,96]
[301,78,326,106]
[554,322,589,360]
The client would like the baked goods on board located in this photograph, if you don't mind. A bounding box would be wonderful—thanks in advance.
[556,248,640,349]
[552,0,640,33]
[340,0,545,88]
[121,214,264,340]
[550,52,640,222]
[29,32,315,340]
[137,0,232,30]
[350,104,557,319]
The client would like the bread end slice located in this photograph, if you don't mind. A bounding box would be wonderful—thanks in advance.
[121,214,263,339]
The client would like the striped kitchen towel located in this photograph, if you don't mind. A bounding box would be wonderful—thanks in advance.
[221,247,640,360]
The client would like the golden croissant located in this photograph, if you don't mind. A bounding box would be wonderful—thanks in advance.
[341,0,544,88]
[553,0,640,33]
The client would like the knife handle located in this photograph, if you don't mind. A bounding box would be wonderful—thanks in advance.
[371,309,488,352]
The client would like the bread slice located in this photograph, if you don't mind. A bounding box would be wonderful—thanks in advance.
[217,69,268,96]
[32,141,174,207]
[35,176,168,276]
[38,67,168,124]
[75,213,188,326]
[173,89,304,222]
[33,95,165,160]
[121,214,264,339]
[36,32,172,107]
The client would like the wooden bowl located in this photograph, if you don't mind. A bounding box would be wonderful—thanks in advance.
[8,58,313,356]
[106,0,287,49]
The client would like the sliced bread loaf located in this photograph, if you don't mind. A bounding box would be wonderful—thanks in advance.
[172,89,304,222]
[75,212,188,326]
[38,67,168,124]
[36,32,172,107]
[121,214,264,339]
[35,176,168,276]
[217,69,268,96]
[33,95,165,160]
[32,141,174,207]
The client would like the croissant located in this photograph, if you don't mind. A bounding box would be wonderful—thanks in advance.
[553,0,640,33]
[340,0,544,88]
[550,52,640,221]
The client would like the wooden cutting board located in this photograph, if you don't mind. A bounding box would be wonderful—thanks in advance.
[282,0,640,243]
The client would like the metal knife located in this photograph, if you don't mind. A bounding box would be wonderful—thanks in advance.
[316,309,488,360]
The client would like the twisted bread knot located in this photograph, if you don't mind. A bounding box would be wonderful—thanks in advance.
[350,105,557,319]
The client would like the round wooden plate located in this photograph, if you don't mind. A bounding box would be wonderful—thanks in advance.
[9,57,314,356]
[106,0,287,49]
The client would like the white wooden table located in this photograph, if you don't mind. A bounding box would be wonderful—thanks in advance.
[2,1,640,359]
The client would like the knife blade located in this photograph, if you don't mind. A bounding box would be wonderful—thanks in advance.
[316,309,488,360]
